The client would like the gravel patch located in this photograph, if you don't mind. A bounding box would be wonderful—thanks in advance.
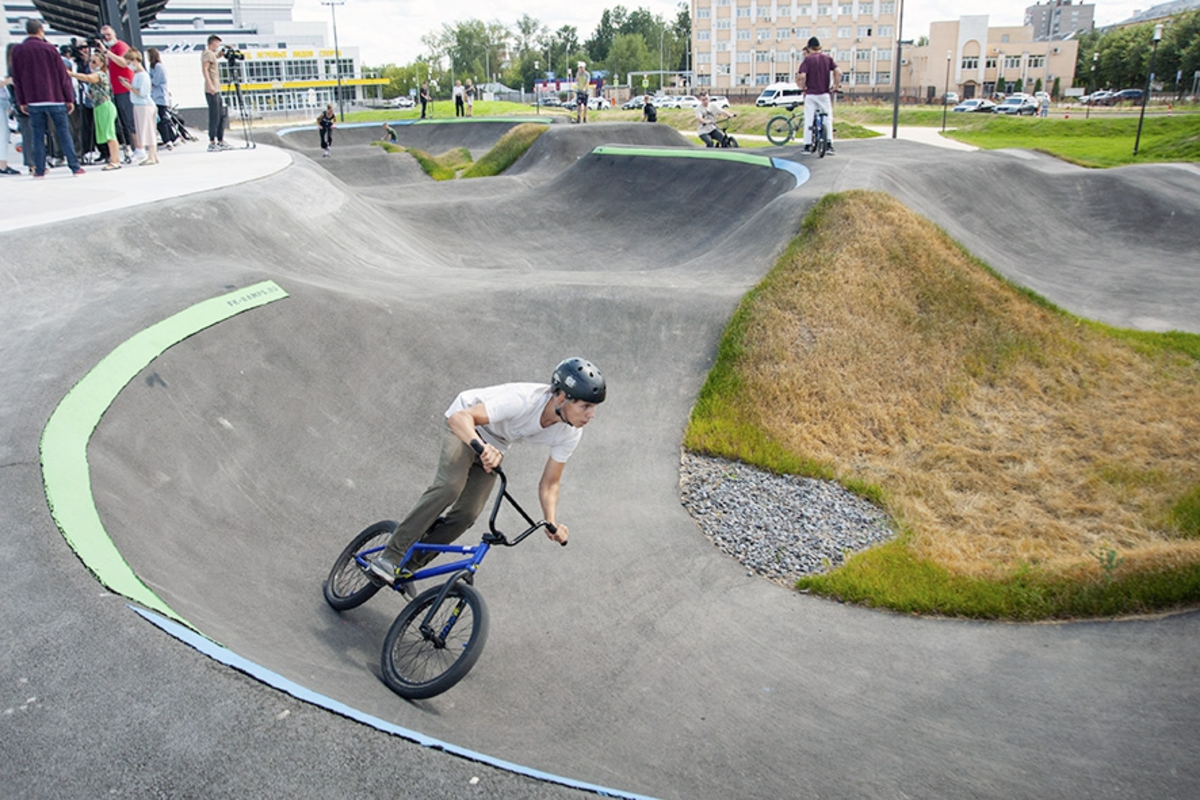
[680,451,896,586]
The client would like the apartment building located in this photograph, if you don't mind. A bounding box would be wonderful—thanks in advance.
[907,17,1079,101]
[692,0,900,92]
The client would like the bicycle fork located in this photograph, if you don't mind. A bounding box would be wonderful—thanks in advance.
[419,569,475,648]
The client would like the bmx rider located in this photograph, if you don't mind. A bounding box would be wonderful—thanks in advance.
[369,358,607,584]
[696,93,735,147]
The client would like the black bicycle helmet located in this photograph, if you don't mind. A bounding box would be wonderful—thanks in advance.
[551,358,606,404]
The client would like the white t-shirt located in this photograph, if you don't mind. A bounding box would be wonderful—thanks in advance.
[445,383,582,463]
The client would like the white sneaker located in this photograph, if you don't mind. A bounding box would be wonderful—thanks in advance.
[133,149,146,161]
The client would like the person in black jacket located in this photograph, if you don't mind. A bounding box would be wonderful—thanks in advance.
[317,104,335,156]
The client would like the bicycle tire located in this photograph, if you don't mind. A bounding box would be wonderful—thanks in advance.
[766,115,793,146]
[322,520,396,611]
[815,114,828,158]
[381,582,489,699]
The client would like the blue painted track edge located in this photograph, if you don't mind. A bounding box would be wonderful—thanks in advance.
[129,605,659,800]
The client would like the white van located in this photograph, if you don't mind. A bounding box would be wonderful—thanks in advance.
[755,82,804,107]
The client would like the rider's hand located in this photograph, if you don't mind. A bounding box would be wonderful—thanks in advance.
[546,522,569,544]
[479,443,503,473]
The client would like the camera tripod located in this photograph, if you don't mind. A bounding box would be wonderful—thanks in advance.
[223,72,256,150]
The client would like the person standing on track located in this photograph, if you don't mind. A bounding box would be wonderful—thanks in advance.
[368,358,607,585]
[97,24,140,161]
[796,36,841,154]
[201,35,230,152]
[574,62,590,123]
[318,103,335,156]
[419,82,431,118]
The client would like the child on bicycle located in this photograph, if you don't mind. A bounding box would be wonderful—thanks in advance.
[369,358,607,585]
[695,93,735,147]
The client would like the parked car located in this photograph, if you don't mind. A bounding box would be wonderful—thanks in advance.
[1082,90,1114,106]
[673,95,701,109]
[653,95,680,109]
[531,96,562,107]
[755,82,804,107]
[622,96,647,110]
[943,91,960,105]
[709,95,730,109]
[993,96,1039,115]
[389,96,415,108]
[952,98,995,113]
[587,96,610,111]
[1112,88,1145,103]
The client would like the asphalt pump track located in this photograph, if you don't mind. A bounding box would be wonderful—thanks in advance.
[4,119,1199,799]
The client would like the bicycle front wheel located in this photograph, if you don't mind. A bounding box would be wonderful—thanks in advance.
[323,520,395,611]
[381,582,489,699]
[766,115,793,145]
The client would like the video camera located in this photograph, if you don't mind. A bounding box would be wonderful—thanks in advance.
[221,46,246,64]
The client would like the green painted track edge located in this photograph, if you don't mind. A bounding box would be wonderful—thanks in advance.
[39,280,290,628]
[591,144,773,167]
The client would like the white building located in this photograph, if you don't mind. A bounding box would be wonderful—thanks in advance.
[692,0,901,93]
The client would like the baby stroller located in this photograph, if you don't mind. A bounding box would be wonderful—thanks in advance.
[159,105,196,146]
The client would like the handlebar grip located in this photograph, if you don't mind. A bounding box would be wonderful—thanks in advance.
[547,522,567,546]
[470,438,485,455]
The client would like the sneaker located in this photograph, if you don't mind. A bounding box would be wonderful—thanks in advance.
[72,168,85,176]
[216,141,234,151]
[132,149,146,162]
[826,144,836,154]
[368,555,400,585]
[208,142,218,152]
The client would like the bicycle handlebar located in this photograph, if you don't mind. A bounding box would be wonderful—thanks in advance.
[470,437,566,547]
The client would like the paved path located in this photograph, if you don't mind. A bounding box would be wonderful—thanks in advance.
[2,121,1198,800]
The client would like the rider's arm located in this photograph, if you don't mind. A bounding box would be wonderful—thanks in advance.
[446,404,502,471]
[832,66,842,93]
[538,457,569,544]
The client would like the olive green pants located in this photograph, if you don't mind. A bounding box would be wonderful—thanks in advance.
[382,427,497,569]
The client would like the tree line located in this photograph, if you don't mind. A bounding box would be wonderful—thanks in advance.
[1074,9,1200,95]
[370,4,692,98]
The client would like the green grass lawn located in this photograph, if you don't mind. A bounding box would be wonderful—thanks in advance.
[940,114,1200,166]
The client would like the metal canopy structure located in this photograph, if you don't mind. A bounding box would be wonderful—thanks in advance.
[31,0,168,44]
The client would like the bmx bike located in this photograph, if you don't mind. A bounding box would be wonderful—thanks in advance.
[764,97,835,157]
[703,117,739,148]
[322,440,564,699]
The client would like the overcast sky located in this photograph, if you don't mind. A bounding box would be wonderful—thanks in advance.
[290,1,1148,67]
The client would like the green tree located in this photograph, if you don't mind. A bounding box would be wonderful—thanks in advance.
[607,32,654,85]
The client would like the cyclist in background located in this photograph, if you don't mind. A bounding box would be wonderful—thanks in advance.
[369,358,607,585]
[695,93,734,147]
[796,36,841,154]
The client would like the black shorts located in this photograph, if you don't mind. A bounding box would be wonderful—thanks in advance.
[576,92,588,107]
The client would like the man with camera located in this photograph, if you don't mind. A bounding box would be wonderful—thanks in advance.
[201,35,232,151]
[97,24,141,161]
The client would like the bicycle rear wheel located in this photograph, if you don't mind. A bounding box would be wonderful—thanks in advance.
[381,582,489,699]
[814,115,828,158]
[323,520,395,611]
[765,115,793,145]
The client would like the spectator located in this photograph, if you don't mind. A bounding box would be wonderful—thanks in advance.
[119,49,158,165]
[147,48,176,150]
[453,79,464,117]
[68,52,121,169]
[641,94,657,123]
[382,122,397,142]
[419,82,431,118]
[98,24,140,161]
[1,44,20,174]
[464,79,474,117]
[10,19,85,177]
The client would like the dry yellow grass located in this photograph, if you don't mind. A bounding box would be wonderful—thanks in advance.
[710,190,1200,579]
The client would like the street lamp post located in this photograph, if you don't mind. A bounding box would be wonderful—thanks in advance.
[890,0,906,139]
[321,0,346,121]
[1087,51,1097,119]
[534,60,540,114]
[942,50,952,131]
[659,28,665,92]
[1133,23,1164,156]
